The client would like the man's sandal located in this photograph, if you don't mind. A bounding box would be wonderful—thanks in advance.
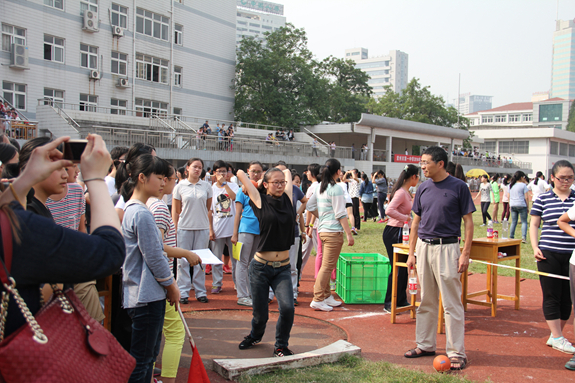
[450,357,468,370]
[404,348,436,358]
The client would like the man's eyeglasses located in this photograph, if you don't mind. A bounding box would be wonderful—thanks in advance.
[419,161,433,166]
[267,181,287,187]
[555,176,574,183]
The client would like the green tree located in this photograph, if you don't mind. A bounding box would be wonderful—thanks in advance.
[567,101,575,132]
[367,78,473,147]
[233,24,371,128]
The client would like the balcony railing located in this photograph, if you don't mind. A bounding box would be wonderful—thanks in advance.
[451,155,532,170]
[1,119,38,139]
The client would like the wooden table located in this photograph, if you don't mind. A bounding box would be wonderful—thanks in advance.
[463,237,522,317]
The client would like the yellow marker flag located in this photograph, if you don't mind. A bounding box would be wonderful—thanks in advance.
[232,242,243,261]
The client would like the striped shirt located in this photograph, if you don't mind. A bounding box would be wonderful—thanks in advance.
[46,183,86,230]
[531,190,575,253]
[306,183,347,233]
[148,197,176,272]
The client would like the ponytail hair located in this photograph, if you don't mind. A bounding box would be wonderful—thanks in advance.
[509,171,527,190]
[115,143,155,194]
[319,158,341,194]
[534,171,543,186]
[389,164,419,201]
[119,154,168,201]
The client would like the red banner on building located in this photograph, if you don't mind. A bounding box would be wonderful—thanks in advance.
[394,154,421,163]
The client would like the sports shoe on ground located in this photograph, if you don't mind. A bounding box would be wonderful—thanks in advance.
[205,264,212,275]
[237,297,253,306]
[223,264,232,274]
[522,238,527,243]
[310,300,333,312]
[154,367,161,377]
[179,297,189,305]
[566,355,575,370]
[552,336,575,354]
[547,334,553,347]
[479,224,486,227]
[383,304,391,313]
[239,335,260,350]
[330,281,336,291]
[211,286,222,294]
[153,379,162,383]
[197,296,208,303]
[274,347,294,357]
[294,299,299,306]
[324,295,342,307]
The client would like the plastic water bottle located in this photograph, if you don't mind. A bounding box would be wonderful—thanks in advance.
[487,220,493,239]
[408,266,418,295]
[402,221,409,245]
[502,218,509,239]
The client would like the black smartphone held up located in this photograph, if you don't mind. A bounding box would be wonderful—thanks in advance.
[61,139,88,163]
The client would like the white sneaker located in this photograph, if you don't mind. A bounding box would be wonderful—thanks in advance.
[552,337,575,354]
[310,300,333,312]
[237,297,253,307]
[324,295,342,307]
[547,334,553,347]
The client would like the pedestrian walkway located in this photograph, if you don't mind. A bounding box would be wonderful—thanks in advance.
[169,258,574,382]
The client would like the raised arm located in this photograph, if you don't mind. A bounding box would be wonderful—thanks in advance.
[283,169,293,203]
[237,170,261,209]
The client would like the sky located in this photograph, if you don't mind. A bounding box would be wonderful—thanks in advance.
[277,0,575,108]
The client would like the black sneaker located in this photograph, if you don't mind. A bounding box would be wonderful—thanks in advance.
[239,335,260,350]
[294,299,299,306]
[153,367,161,377]
[274,347,294,357]
[179,298,189,304]
[196,296,208,303]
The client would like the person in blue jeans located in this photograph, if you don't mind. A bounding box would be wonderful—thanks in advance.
[508,171,529,243]
[236,167,295,357]
[121,154,188,383]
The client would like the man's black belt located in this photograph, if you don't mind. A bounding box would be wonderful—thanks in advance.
[421,237,459,245]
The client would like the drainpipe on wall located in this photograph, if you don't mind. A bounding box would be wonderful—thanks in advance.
[131,0,137,113]
[169,0,173,115]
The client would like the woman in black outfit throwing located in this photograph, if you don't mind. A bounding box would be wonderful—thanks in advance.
[236,167,295,357]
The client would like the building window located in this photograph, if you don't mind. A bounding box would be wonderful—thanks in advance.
[174,66,182,87]
[80,44,98,69]
[569,144,575,157]
[110,98,127,115]
[173,107,181,115]
[44,0,63,10]
[111,3,128,28]
[494,115,506,123]
[481,115,493,123]
[111,51,128,75]
[174,24,183,45]
[136,53,169,84]
[480,141,496,152]
[2,81,26,110]
[508,114,520,122]
[499,140,529,154]
[1,24,26,51]
[539,104,563,122]
[80,0,97,14]
[44,35,64,63]
[43,88,64,108]
[136,8,169,41]
[560,143,568,156]
[523,114,533,122]
[135,98,168,117]
[79,94,97,112]
[550,141,559,155]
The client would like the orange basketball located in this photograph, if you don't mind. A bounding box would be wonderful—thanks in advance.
[433,355,451,372]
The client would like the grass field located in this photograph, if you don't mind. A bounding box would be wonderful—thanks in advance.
[345,211,538,279]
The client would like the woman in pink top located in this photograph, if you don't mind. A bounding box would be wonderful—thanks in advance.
[382,164,420,312]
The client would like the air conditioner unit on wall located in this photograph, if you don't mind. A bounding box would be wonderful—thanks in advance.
[10,43,29,69]
[117,78,129,87]
[112,26,124,37]
[89,70,100,80]
[83,9,99,32]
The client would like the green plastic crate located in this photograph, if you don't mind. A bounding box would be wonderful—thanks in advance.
[336,253,390,304]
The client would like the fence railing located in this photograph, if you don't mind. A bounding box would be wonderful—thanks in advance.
[90,126,354,159]
[1,119,38,139]
[451,155,532,170]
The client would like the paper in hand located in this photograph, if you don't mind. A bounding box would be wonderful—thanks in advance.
[193,248,224,265]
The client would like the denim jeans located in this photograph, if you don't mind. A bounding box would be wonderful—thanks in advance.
[249,259,294,349]
[510,206,528,239]
[127,300,166,383]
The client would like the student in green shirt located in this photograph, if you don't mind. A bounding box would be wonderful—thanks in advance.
[490,174,501,224]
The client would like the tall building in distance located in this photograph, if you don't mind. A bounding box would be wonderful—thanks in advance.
[345,48,408,96]
[551,19,575,100]
[457,93,493,115]
[236,0,286,46]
